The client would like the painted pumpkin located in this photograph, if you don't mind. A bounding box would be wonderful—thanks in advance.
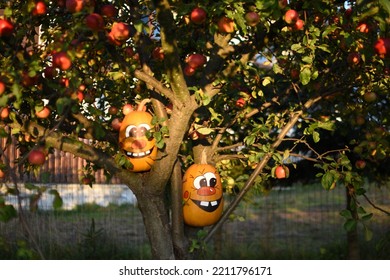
[119,100,157,172]
[182,163,224,227]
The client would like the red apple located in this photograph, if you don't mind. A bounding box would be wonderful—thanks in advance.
[100,4,117,18]
[278,0,288,9]
[111,118,121,131]
[363,91,377,103]
[275,165,288,179]
[284,9,299,24]
[108,106,118,115]
[217,16,235,33]
[344,8,353,19]
[235,97,246,108]
[190,7,207,24]
[0,168,6,179]
[122,103,133,115]
[0,19,14,37]
[110,22,131,41]
[32,1,47,16]
[0,107,9,119]
[66,0,84,13]
[43,66,58,79]
[347,52,361,66]
[52,51,72,71]
[184,65,196,76]
[186,53,206,69]
[357,22,369,33]
[355,115,365,125]
[245,11,260,27]
[374,38,390,58]
[28,150,46,166]
[152,46,164,61]
[0,81,5,95]
[293,19,305,30]
[71,91,84,103]
[59,77,70,87]
[290,68,300,80]
[85,13,105,31]
[21,72,38,87]
[36,106,51,119]
[355,160,366,170]
[124,47,135,57]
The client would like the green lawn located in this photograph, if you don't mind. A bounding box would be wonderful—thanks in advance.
[0,183,389,259]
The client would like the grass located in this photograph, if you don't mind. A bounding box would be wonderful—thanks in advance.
[0,182,389,259]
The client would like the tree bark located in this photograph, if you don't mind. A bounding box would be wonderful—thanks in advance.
[346,185,360,260]
[136,190,175,259]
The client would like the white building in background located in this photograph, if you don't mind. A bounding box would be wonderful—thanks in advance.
[3,184,137,210]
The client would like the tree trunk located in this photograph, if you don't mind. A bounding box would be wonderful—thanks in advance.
[346,185,360,260]
[136,191,175,259]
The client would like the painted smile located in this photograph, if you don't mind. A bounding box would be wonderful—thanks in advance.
[125,147,154,158]
[190,197,222,212]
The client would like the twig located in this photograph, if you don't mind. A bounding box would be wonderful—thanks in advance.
[362,193,390,216]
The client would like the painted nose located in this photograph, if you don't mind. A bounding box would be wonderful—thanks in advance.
[131,139,147,150]
[197,186,216,196]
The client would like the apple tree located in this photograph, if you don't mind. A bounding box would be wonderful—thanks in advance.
[0,0,389,259]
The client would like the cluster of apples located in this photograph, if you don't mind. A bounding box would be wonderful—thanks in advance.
[284,9,304,31]
[189,6,261,33]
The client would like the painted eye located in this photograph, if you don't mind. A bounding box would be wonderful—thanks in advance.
[204,172,217,187]
[193,176,207,189]
[138,124,151,136]
[125,125,137,138]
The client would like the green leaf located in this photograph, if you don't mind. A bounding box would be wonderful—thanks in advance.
[361,213,373,221]
[340,209,353,219]
[0,204,17,222]
[262,76,273,86]
[25,183,38,190]
[291,43,304,53]
[300,67,311,85]
[56,97,71,115]
[49,189,63,210]
[321,170,338,190]
[0,95,8,107]
[318,121,335,131]
[380,0,390,15]
[344,219,357,232]
[313,131,320,143]
[244,134,256,146]
[197,127,213,135]
[317,44,331,53]
[363,225,373,241]
[272,63,284,75]
[302,56,313,64]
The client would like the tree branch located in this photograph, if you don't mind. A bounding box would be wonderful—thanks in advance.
[204,94,324,243]
[154,0,190,103]
[14,120,142,191]
[362,194,390,216]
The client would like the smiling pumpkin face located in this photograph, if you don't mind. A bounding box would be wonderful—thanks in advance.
[182,164,224,227]
[119,110,157,172]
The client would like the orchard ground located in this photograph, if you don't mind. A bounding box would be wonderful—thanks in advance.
[0,182,388,260]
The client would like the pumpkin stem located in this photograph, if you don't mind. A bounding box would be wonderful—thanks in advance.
[200,149,208,165]
[137,98,151,111]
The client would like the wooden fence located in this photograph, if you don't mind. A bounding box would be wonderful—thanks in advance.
[1,137,121,184]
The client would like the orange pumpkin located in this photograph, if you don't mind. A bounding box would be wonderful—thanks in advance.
[119,99,157,172]
[182,163,224,227]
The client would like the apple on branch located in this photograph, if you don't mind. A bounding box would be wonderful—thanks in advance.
[190,7,207,24]
[0,19,14,37]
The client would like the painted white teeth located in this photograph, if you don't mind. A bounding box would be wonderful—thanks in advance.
[210,201,217,206]
[126,148,153,158]
[200,201,209,207]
